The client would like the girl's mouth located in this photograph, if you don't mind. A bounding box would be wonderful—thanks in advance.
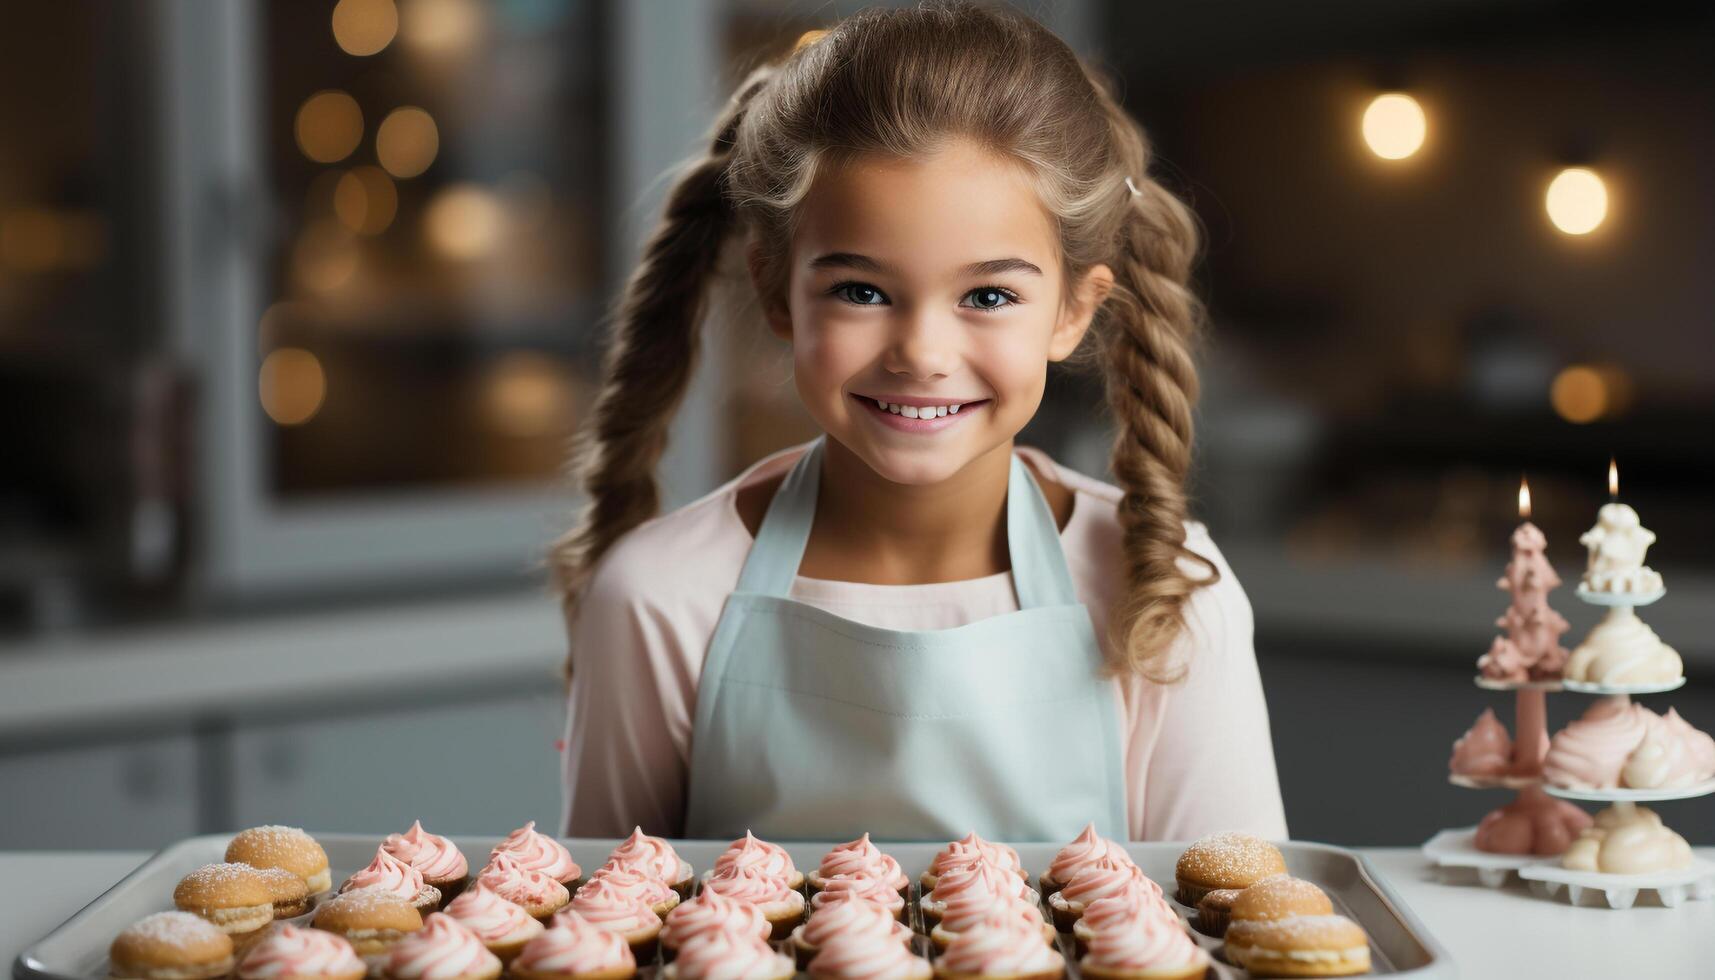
[851,394,989,433]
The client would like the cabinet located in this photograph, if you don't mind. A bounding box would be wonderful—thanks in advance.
[0,734,199,848]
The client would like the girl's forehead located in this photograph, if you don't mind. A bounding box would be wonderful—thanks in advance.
[792,140,1058,277]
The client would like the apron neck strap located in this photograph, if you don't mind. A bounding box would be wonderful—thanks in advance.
[735,435,1079,608]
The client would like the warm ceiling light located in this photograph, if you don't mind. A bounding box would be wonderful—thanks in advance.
[376,106,439,178]
[1362,93,1426,160]
[259,348,327,426]
[1546,166,1607,235]
[332,0,397,56]
[1550,364,1607,423]
[424,183,504,260]
[401,0,480,56]
[295,91,364,163]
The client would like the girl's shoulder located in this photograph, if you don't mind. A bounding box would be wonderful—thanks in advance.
[1016,445,1225,571]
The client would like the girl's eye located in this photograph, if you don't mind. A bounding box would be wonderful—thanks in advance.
[827,282,1020,313]
[831,282,887,306]
[962,286,1019,313]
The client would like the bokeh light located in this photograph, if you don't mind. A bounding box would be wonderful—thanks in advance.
[1550,362,1631,423]
[400,0,481,56]
[259,348,327,426]
[376,106,439,178]
[1361,93,1427,160]
[333,166,399,235]
[331,0,398,57]
[292,219,361,293]
[295,91,364,163]
[424,183,504,260]
[483,352,574,437]
[1545,166,1608,235]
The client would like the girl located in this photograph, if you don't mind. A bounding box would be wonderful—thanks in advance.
[552,2,1286,843]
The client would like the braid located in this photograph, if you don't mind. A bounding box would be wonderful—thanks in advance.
[548,67,774,680]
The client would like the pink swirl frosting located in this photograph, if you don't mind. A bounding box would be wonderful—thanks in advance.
[1046,823,1130,884]
[703,864,801,910]
[662,890,772,949]
[800,896,910,948]
[383,821,469,882]
[1074,892,1176,940]
[815,835,907,890]
[604,827,686,884]
[490,822,581,884]
[713,832,796,882]
[1449,708,1514,778]
[928,834,1023,880]
[809,874,904,917]
[808,931,928,980]
[585,865,674,907]
[1081,915,1203,973]
[386,914,501,980]
[927,860,1031,906]
[342,847,431,903]
[477,853,570,910]
[936,910,1061,976]
[513,914,634,976]
[1058,862,1156,911]
[1544,698,1651,789]
[443,883,543,945]
[938,892,1045,937]
[238,923,364,979]
[668,929,790,980]
[565,877,660,934]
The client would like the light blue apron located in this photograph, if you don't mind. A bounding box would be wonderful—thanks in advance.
[683,435,1128,842]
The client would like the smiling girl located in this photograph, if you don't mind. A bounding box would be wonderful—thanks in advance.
[551,2,1286,842]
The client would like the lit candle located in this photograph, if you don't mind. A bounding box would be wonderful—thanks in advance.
[1477,477,1570,683]
[1578,462,1663,596]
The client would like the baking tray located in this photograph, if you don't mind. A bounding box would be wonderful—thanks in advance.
[15,835,1453,979]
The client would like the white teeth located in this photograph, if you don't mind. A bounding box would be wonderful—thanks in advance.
[950,403,961,413]
[935,405,948,417]
[868,399,971,417]
[901,405,919,418]
[875,398,887,410]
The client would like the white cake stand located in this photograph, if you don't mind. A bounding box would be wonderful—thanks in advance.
[1574,585,1664,606]
[1420,827,1543,888]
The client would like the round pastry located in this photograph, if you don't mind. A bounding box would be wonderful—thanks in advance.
[383,822,470,906]
[790,890,914,969]
[1193,888,1242,938]
[659,889,773,963]
[1448,708,1512,781]
[808,930,933,980]
[1542,697,1650,790]
[441,882,544,964]
[1072,894,1179,959]
[1561,804,1693,874]
[1622,708,1715,790]
[237,923,365,980]
[109,911,235,980]
[475,853,570,922]
[560,877,663,960]
[1046,862,1156,932]
[808,834,910,899]
[920,860,1037,931]
[1173,833,1286,907]
[227,827,332,895]
[809,872,906,921]
[1039,822,1132,898]
[932,911,1065,980]
[343,848,443,918]
[384,913,500,980]
[1078,915,1209,980]
[603,827,694,899]
[311,887,424,965]
[1229,877,1332,926]
[173,863,276,939]
[701,864,808,940]
[510,913,637,980]
[253,866,313,919]
[582,864,679,918]
[660,928,795,980]
[1224,914,1370,978]
[929,893,1055,952]
[921,833,1028,893]
[709,831,804,890]
[1566,607,1681,686]
[490,822,581,890]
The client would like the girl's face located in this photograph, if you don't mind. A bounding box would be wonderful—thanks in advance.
[754,139,1114,487]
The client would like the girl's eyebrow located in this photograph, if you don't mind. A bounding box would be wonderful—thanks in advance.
[808,252,1042,277]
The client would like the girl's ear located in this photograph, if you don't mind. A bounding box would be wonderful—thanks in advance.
[748,243,793,342]
[1048,263,1115,362]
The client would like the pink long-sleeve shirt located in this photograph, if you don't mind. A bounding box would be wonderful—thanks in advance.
[559,440,1288,841]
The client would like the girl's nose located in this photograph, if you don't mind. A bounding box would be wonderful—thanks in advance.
[882,308,959,380]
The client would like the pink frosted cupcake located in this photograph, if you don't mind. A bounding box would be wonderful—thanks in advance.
[932,910,1064,980]
[809,873,906,922]
[342,849,443,919]
[602,828,694,898]
[490,823,582,891]
[475,853,570,923]
[509,914,636,980]
[708,831,803,890]
[440,883,543,964]
[560,876,663,960]
[1038,824,1133,898]
[659,889,772,963]
[808,930,932,980]
[581,865,679,919]
[702,864,807,940]
[921,834,1027,893]
[929,893,1054,952]
[808,834,910,899]
[1047,862,1160,932]
[1078,916,1208,980]
[660,930,794,980]
[789,889,914,969]
[236,924,364,980]
[919,860,1037,931]
[382,822,470,906]
[384,913,501,980]
[1073,894,1180,958]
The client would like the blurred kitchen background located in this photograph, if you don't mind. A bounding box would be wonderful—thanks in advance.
[2,0,1712,848]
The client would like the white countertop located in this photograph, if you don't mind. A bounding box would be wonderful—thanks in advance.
[7,848,1714,979]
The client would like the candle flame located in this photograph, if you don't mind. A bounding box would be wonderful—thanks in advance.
[1519,477,1532,520]
[1608,457,1618,498]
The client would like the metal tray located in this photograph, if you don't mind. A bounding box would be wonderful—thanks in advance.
[15,835,1453,980]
